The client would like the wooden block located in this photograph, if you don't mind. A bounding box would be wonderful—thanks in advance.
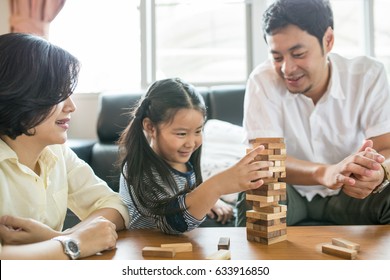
[273,160,285,167]
[261,177,279,184]
[160,242,193,252]
[245,193,279,203]
[218,237,230,250]
[322,244,357,259]
[246,221,287,232]
[263,143,286,149]
[247,233,287,245]
[247,228,287,238]
[251,138,284,144]
[206,249,231,260]
[331,238,360,251]
[265,182,286,190]
[246,210,286,221]
[252,204,287,213]
[254,154,287,161]
[264,166,286,173]
[274,148,287,155]
[248,188,286,197]
[247,217,286,226]
[142,246,175,258]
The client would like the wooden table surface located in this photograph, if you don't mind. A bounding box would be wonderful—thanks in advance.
[84,225,390,260]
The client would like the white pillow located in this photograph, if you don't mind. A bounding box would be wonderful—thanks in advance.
[201,119,248,179]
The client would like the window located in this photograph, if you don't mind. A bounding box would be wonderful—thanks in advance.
[50,0,249,93]
[50,0,141,93]
[50,0,390,94]
[374,0,390,79]
[154,0,248,85]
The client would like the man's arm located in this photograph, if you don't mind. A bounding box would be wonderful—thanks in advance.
[282,139,385,198]
[342,133,390,198]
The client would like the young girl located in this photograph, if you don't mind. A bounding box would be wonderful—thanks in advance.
[118,78,272,234]
[0,33,129,259]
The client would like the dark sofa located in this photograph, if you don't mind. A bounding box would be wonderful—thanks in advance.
[65,85,246,228]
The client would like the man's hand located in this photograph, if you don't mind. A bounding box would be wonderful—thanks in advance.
[321,140,384,194]
[342,146,385,198]
[207,199,234,224]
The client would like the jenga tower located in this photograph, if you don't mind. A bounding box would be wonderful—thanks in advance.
[246,137,287,245]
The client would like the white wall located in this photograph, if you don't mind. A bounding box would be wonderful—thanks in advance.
[68,93,99,140]
[0,0,10,34]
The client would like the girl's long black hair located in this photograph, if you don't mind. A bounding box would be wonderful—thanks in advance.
[118,78,207,216]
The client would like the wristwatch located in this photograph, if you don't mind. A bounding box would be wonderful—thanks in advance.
[52,236,81,260]
[373,163,390,194]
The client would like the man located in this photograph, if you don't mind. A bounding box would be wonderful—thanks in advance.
[237,0,390,226]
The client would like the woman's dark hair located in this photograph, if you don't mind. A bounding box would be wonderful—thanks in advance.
[262,0,334,52]
[0,33,80,139]
[118,78,207,216]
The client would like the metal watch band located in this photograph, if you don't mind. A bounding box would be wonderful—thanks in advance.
[373,164,390,194]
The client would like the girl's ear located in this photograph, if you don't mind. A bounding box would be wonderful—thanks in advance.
[142,117,155,137]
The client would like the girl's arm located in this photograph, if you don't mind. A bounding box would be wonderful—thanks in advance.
[185,146,272,220]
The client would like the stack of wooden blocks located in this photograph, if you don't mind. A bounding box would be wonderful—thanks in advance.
[246,137,288,245]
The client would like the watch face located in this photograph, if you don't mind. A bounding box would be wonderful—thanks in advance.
[68,241,79,253]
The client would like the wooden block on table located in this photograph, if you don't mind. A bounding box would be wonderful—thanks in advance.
[247,221,287,232]
[247,228,287,239]
[160,242,193,252]
[142,246,176,258]
[247,217,286,226]
[331,238,360,251]
[247,233,287,245]
[321,244,357,259]
[206,249,231,260]
[218,237,230,250]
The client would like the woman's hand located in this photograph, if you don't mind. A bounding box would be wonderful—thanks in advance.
[0,215,59,245]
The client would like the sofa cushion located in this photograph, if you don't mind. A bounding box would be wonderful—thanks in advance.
[97,92,143,144]
[208,85,245,126]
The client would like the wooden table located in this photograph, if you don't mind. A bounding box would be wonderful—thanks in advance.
[84,225,390,260]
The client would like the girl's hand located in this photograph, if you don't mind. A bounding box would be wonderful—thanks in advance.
[215,145,274,195]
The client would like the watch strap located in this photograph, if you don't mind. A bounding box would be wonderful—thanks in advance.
[52,236,80,260]
[373,164,390,194]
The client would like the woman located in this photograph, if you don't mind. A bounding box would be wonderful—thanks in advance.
[0,33,129,259]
